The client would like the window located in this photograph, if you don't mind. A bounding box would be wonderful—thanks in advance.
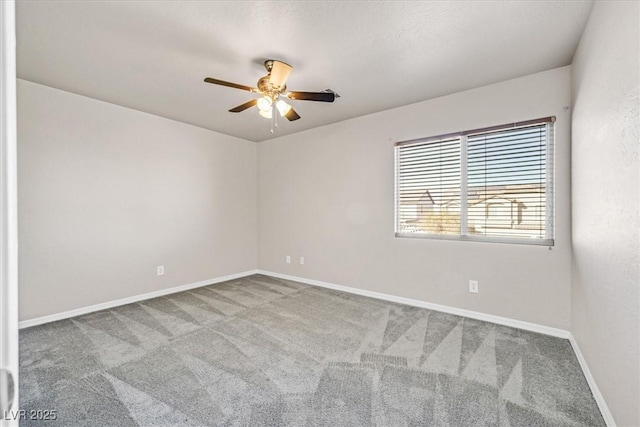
[395,117,554,245]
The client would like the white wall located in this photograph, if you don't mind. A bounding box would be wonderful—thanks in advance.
[18,79,257,321]
[258,67,572,329]
[571,2,639,426]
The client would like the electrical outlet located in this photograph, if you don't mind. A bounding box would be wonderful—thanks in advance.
[469,280,479,293]
[286,255,291,264]
[300,256,305,265]
[157,265,165,276]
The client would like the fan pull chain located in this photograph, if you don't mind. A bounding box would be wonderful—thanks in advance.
[270,100,277,133]
[273,101,278,128]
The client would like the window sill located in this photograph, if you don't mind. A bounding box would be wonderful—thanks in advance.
[395,232,554,247]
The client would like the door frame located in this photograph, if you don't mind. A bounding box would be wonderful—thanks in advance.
[0,0,19,425]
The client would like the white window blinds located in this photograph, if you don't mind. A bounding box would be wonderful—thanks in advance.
[395,117,554,245]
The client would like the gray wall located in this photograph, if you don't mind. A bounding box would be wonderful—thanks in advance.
[18,79,257,321]
[258,67,572,329]
[570,2,639,426]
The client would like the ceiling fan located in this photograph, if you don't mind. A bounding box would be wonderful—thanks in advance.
[204,60,336,130]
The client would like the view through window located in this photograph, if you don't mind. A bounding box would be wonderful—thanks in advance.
[395,117,554,245]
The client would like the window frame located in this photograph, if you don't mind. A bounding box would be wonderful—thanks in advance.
[394,117,555,246]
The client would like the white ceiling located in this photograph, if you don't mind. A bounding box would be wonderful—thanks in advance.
[16,1,593,142]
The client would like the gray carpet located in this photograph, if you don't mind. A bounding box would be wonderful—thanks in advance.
[19,274,605,426]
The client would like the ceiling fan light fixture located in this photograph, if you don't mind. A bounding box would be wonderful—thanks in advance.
[204,59,337,130]
[258,109,272,119]
[269,60,293,89]
[276,100,291,116]
[257,96,272,112]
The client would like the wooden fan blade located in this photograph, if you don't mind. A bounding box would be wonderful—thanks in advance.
[284,107,301,121]
[204,77,256,92]
[286,91,335,102]
[229,99,257,113]
[269,61,293,89]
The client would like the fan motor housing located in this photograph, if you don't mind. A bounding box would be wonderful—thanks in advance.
[257,75,285,97]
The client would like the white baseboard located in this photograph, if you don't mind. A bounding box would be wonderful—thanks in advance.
[257,269,570,339]
[568,335,616,427]
[18,269,259,329]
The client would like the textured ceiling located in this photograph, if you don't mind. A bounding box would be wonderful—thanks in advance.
[16,1,593,142]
